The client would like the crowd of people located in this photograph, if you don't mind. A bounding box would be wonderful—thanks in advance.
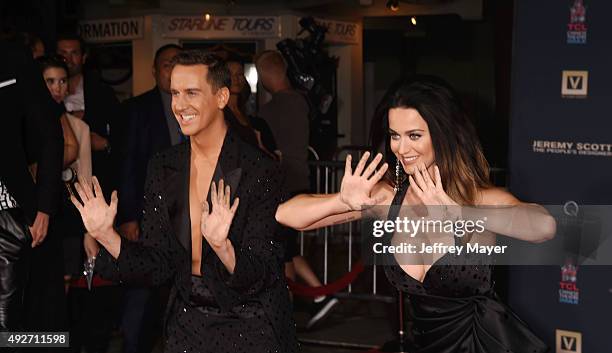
[1,30,335,352]
[1,26,555,353]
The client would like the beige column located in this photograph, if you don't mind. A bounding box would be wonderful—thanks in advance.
[329,22,364,147]
[132,15,180,96]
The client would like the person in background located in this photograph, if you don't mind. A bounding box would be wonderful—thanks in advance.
[56,32,120,199]
[31,39,44,58]
[255,50,338,329]
[117,43,183,353]
[255,50,309,188]
[37,53,92,274]
[55,33,122,353]
[20,55,91,352]
[24,33,45,59]
[38,55,80,170]
[117,43,183,240]
[226,58,277,158]
[22,54,87,351]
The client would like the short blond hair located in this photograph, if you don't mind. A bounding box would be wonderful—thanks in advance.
[254,50,287,75]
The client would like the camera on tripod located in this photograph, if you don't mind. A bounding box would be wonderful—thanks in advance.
[276,16,339,158]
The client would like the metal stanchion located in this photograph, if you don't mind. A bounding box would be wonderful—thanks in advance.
[380,290,414,353]
[348,221,352,293]
[324,166,329,284]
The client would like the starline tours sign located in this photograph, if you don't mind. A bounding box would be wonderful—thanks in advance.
[162,16,280,39]
[312,18,359,44]
[78,17,144,43]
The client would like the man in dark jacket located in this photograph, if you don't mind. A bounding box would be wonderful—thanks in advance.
[70,51,297,353]
[56,33,120,197]
[117,43,182,353]
[117,44,183,238]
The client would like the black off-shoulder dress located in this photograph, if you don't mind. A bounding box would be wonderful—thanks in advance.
[384,185,548,353]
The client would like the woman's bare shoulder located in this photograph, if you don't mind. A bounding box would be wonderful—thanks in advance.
[476,186,521,206]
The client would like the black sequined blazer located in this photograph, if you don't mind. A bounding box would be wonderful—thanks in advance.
[96,126,298,352]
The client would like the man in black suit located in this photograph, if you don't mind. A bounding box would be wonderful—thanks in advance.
[70,51,297,352]
[116,43,182,353]
[117,44,183,239]
[0,39,63,331]
[56,33,120,197]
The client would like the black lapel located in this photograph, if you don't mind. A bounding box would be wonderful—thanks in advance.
[162,143,191,254]
[202,127,243,259]
[213,128,243,199]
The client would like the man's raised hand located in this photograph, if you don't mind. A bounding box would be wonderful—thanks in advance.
[70,176,118,241]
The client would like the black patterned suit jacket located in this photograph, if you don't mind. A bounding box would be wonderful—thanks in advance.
[96,125,297,352]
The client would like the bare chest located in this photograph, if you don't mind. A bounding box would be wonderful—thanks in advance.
[189,159,216,276]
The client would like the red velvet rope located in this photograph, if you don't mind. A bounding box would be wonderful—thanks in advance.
[286,260,365,297]
[71,275,115,288]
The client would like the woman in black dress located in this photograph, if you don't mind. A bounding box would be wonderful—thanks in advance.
[276,76,555,352]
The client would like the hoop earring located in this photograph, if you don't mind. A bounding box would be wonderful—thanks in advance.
[394,158,402,192]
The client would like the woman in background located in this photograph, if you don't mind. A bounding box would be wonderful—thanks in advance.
[27,55,115,353]
[39,55,91,180]
[21,55,83,338]
[39,54,119,353]
[37,55,94,271]
[226,58,278,158]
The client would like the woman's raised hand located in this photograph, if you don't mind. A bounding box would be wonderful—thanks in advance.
[408,163,456,205]
[70,176,118,241]
[339,152,388,211]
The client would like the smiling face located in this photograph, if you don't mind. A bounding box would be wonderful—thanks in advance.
[43,67,68,103]
[388,107,436,175]
[170,64,229,137]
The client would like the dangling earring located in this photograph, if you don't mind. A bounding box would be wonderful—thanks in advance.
[394,158,402,192]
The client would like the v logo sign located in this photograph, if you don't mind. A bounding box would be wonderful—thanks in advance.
[562,336,576,350]
[561,70,588,97]
[568,76,582,90]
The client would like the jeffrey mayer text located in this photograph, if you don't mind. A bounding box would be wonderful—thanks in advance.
[372,242,507,256]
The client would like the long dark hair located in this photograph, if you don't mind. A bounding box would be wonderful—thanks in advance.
[36,54,69,74]
[369,76,492,205]
[223,107,259,148]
